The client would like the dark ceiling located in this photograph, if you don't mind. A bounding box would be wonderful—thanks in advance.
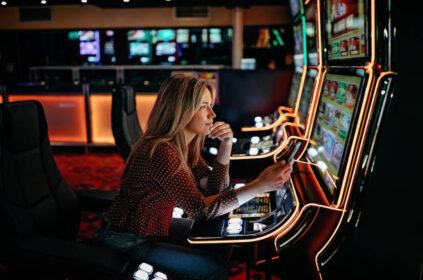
[4,0,288,9]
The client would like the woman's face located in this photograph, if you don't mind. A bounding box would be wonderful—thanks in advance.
[185,88,216,137]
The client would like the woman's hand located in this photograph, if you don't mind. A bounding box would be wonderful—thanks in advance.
[255,160,293,193]
[209,121,233,146]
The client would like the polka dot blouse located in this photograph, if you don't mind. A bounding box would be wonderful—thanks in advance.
[107,141,239,237]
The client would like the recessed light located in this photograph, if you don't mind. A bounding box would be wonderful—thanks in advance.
[81,0,87,3]
[1,1,7,6]
[41,0,47,4]
[123,0,130,2]
[165,0,172,2]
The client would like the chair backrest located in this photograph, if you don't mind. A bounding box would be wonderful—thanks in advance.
[111,85,143,161]
[0,100,80,240]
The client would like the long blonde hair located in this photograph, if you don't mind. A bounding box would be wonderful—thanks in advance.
[123,75,215,176]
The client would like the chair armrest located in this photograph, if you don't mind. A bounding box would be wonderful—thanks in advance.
[76,189,119,213]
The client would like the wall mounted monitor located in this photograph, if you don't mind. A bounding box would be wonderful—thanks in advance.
[307,69,366,198]
[305,0,318,66]
[324,0,368,65]
[298,68,317,126]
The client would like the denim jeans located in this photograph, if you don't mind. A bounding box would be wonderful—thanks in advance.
[95,224,229,280]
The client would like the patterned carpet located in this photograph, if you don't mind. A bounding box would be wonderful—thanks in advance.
[53,151,282,280]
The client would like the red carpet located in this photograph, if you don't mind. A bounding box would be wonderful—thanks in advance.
[54,151,282,280]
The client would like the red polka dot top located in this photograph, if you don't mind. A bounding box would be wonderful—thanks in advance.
[107,141,239,237]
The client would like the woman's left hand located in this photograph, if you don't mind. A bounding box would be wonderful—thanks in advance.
[209,121,233,146]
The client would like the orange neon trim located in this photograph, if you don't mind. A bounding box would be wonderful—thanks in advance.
[8,94,87,143]
[315,1,379,276]
[89,95,114,144]
[0,96,3,103]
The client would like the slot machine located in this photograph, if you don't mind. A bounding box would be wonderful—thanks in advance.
[189,0,396,279]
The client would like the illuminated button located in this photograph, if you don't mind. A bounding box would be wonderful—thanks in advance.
[154,271,168,280]
[226,223,242,234]
[307,147,318,158]
[133,270,149,280]
[255,122,264,128]
[232,137,238,143]
[139,263,153,274]
[317,146,325,153]
[209,147,218,155]
[141,57,149,63]
[248,147,259,156]
[172,207,184,218]
[168,56,176,62]
[254,116,263,123]
[263,148,270,153]
[228,218,243,225]
[316,161,328,172]
[250,136,260,144]
[233,183,245,189]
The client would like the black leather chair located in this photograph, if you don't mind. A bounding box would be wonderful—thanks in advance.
[0,100,133,280]
[111,85,143,161]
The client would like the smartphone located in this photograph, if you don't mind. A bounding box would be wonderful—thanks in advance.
[284,142,302,163]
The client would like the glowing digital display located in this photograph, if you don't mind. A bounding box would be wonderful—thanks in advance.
[229,193,271,218]
[298,69,317,126]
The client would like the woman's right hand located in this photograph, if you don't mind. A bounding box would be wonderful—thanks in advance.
[255,160,293,193]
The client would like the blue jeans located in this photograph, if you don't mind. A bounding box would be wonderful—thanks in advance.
[95,225,229,280]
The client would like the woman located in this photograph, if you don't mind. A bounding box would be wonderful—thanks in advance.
[96,75,293,280]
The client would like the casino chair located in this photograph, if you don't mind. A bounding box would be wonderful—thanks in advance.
[0,100,134,280]
[111,85,143,161]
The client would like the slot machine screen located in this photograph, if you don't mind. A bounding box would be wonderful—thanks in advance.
[127,30,148,41]
[298,69,317,126]
[325,0,366,62]
[305,0,318,66]
[229,193,271,218]
[77,30,100,63]
[157,29,175,41]
[129,42,150,56]
[209,28,222,44]
[79,41,98,55]
[177,29,190,43]
[307,71,364,195]
[156,42,176,56]
[287,71,303,108]
[79,31,96,41]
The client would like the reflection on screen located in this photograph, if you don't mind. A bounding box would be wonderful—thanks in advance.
[325,0,366,61]
[129,42,149,56]
[156,42,176,56]
[229,193,271,218]
[308,73,363,193]
[298,69,317,126]
[287,72,303,109]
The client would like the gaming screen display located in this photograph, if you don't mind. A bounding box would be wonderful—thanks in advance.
[79,30,96,41]
[305,1,318,66]
[325,0,366,61]
[298,69,317,126]
[79,41,98,56]
[287,71,303,109]
[156,42,176,56]
[177,29,190,43]
[129,42,150,56]
[128,30,149,41]
[209,28,222,44]
[289,0,302,18]
[229,193,271,218]
[308,71,364,194]
[157,29,175,41]
[293,20,305,68]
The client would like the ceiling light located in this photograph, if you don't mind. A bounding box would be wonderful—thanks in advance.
[123,0,130,2]
[81,0,87,3]
[1,1,7,6]
[41,0,46,4]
